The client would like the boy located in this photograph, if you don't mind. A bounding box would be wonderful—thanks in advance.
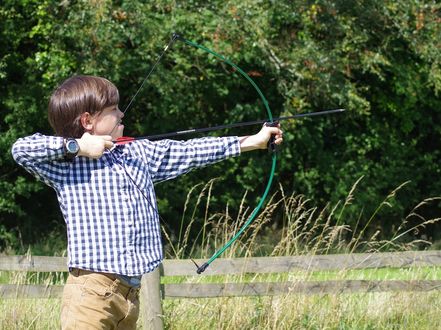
[12,75,283,329]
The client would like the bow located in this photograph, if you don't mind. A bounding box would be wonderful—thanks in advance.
[120,33,341,274]
[171,34,278,273]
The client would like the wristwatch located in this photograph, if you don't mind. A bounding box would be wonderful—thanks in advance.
[64,138,80,160]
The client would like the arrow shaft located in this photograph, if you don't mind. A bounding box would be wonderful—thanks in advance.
[115,108,344,144]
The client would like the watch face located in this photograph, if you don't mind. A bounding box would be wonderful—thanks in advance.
[66,139,79,153]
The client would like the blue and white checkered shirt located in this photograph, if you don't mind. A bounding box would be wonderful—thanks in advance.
[12,133,240,276]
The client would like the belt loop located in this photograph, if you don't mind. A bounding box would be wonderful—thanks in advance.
[110,278,119,293]
[128,287,140,300]
[70,267,79,276]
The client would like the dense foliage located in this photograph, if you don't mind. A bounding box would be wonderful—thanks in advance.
[1,0,440,251]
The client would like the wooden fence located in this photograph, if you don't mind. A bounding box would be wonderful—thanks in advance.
[1,250,441,329]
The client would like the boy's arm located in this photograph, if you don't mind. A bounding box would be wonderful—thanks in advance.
[12,132,114,187]
[11,133,70,187]
[141,124,282,182]
[141,136,240,182]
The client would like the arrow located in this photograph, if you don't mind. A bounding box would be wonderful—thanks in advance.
[115,108,345,144]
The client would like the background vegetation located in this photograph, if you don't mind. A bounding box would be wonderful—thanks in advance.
[1,0,440,253]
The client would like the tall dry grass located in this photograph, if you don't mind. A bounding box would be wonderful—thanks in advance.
[162,291,441,330]
[157,179,441,329]
[162,177,441,260]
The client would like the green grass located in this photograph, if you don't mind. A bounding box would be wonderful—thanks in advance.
[0,299,61,330]
[2,291,441,329]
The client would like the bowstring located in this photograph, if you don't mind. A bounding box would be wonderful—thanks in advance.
[123,34,179,115]
[107,34,181,256]
[109,34,179,136]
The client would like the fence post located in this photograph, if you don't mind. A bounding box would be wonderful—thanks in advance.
[141,267,163,330]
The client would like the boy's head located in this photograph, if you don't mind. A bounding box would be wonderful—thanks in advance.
[48,75,122,138]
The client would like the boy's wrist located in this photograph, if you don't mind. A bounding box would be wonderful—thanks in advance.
[76,138,87,157]
[239,134,263,152]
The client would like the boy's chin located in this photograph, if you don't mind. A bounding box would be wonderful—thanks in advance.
[114,125,124,138]
[113,133,124,140]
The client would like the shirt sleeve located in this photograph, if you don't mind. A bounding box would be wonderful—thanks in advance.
[136,136,241,183]
[11,133,70,188]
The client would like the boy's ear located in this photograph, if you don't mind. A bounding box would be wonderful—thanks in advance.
[80,112,94,131]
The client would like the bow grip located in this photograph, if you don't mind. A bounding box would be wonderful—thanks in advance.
[265,121,279,153]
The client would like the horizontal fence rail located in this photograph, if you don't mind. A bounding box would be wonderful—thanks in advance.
[162,250,441,276]
[2,280,441,300]
[0,284,63,299]
[2,250,441,274]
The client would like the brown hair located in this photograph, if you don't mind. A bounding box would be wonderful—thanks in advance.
[48,75,119,137]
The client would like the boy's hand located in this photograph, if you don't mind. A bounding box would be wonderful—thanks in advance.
[239,124,283,152]
[77,132,114,159]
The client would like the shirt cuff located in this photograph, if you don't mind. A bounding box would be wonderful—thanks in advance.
[226,136,241,157]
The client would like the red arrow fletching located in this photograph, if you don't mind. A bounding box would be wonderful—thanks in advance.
[115,136,135,145]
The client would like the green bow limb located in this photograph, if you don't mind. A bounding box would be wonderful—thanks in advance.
[174,34,278,274]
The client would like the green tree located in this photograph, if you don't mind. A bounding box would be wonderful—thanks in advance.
[1,0,440,251]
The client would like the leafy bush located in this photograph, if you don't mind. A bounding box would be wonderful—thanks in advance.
[1,0,440,250]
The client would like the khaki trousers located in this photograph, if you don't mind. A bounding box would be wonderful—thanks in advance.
[61,268,140,330]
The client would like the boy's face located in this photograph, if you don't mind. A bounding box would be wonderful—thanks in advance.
[89,105,124,139]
